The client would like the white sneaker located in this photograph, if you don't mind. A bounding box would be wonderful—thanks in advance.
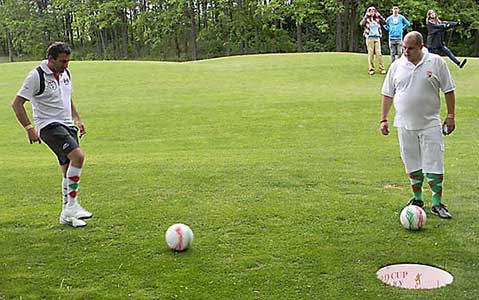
[69,202,93,219]
[60,209,87,228]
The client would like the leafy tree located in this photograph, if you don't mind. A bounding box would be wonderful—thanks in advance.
[1,0,478,61]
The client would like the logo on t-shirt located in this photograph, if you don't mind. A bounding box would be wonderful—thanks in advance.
[47,80,57,91]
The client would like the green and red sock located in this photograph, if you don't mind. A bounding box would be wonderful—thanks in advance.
[62,177,68,207]
[408,169,424,201]
[426,173,443,207]
[66,166,82,207]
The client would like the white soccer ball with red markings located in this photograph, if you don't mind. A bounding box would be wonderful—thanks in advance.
[165,224,194,251]
[400,205,427,230]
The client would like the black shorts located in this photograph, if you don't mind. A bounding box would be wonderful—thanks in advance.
[40,122,80,165]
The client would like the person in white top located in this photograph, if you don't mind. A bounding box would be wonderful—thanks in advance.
[11,42,93,227]
[380,31,456,219]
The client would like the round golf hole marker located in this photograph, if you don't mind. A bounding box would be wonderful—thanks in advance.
[377,264,453,289]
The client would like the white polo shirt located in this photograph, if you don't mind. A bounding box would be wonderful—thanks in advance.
[381,49,455,130]
[17,60,74,133]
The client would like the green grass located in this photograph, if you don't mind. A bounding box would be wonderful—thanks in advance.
[1,53,478,300]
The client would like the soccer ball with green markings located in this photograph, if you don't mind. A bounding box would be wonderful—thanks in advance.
[400,205,427,230]
[165,224,194,251]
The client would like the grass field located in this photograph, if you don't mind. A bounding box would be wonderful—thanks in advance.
[1,53,478,300]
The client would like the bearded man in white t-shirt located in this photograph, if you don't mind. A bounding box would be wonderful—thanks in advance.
[380,31,456,219]
[11,42,93,227]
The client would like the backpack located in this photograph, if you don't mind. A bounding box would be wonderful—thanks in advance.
[34,66,71,96]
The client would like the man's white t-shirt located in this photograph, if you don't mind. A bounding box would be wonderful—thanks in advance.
[17,60,74,134]
[381,49,455,130]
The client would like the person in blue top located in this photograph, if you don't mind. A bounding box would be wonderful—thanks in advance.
[384,4,411,62]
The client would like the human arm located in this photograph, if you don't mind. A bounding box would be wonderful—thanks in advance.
[428,20,448,30]
[402,16,411,30]
[360,15,367,26]
[377,12,386,23]
[11,96,41,144]
[383,17,390,31]
[71,99,86,138]
[443,91,455,135]
[380,95,393,135]
[443,21,459,29]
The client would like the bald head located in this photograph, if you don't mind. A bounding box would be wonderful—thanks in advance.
[404,31,424,47]
[402,31,424,65]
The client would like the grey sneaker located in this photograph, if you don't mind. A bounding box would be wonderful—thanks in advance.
[431,204,452,219]
[407,198,424,208]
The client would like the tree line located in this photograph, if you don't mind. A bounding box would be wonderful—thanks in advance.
[1,0,478,62]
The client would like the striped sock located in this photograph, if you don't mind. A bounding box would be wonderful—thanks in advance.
[66,166,82,208]
[408,169,424,201]
[426,173,443,207]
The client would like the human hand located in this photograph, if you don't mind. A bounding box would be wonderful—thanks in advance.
[77,120,86,138]
[26,127,41,144]
[442,118,455,135]
[380,120,389,135]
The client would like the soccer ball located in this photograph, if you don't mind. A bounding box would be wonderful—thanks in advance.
[165,223,194,251]
[400,205,427,230]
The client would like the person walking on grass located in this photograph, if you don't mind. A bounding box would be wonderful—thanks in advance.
[11,42,93,227]
[384,4,411,62]
[380,31,456,219]
[360,6,386,75]
[426,9,467,69]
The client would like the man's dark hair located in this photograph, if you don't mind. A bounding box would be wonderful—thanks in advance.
[46,42,71,59]
[393,4,399,7]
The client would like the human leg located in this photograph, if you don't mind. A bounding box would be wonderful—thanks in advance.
[392,40,402,61]
[61,164,68,207]
[367,39,375,73]
[397,128,424,206]
[396,41,403,58]
[439,46,461,66]
[408,169,424,202]
[420,126,452,218]
[425,173,443,207]
[64,148,92,218]
[374,38,385,73]
[40,123,90,226]
[397,128,422,174]
[390,40,400,62]
[389,40,395,62]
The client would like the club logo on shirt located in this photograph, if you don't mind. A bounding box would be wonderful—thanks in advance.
[427,71,433,78]
[47,80,58,91]
[62,143,70,150]
[63,77,70,85]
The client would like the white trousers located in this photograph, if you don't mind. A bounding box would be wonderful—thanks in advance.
[397,126,444,174]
